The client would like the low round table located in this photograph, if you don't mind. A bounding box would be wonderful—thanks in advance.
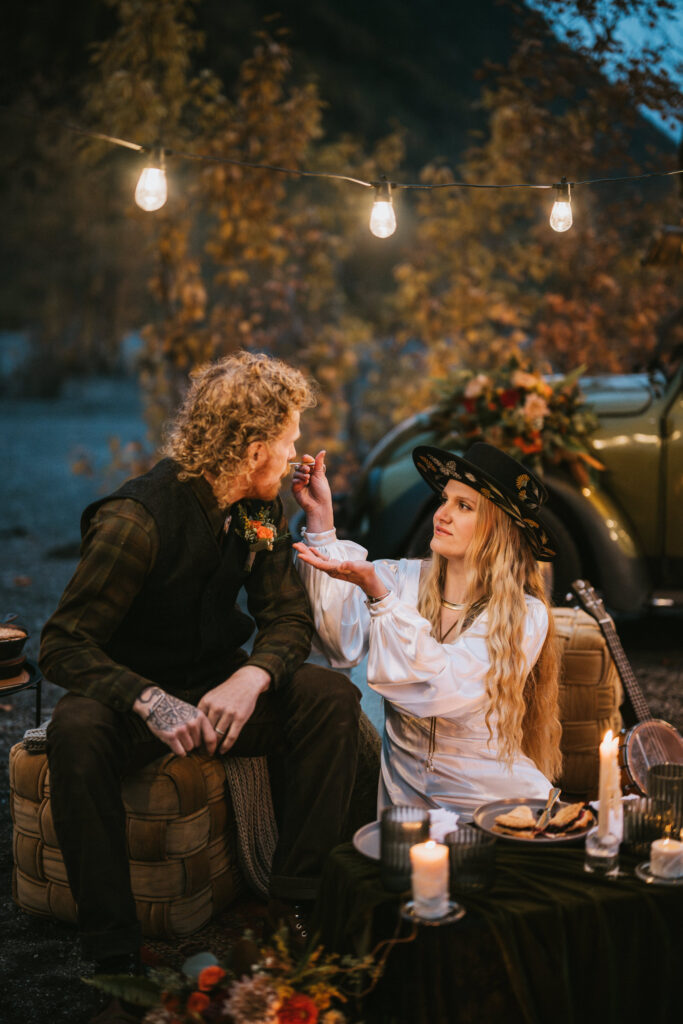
[0,658,42,726]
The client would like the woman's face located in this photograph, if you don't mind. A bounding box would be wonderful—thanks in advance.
[430,479,480,560]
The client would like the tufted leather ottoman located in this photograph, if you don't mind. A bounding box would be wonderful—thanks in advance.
[553,607,623,798]
[10,746,244,939]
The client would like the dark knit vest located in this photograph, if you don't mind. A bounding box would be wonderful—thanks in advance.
[81,458,257,697]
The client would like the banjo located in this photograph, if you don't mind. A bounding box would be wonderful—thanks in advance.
[571,579,683,795]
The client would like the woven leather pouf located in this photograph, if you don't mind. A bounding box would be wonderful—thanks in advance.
[553,607,623,798]
[10,746,244,939]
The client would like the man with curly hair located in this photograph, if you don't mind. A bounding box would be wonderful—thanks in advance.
[40,352,362,1015]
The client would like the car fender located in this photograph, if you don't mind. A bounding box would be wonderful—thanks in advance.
[544,476,650,612]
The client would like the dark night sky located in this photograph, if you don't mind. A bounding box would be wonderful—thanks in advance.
[2,0,519,166]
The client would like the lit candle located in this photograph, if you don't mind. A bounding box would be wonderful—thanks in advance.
[598,729,620,840]
[410,840,449,919]
[650,837,683,880]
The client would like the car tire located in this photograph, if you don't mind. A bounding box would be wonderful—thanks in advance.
[537,507,584,606]
[406,504,584,606]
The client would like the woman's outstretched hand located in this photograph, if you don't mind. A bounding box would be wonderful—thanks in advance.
[292,542,388,599]
[291,450,334,533]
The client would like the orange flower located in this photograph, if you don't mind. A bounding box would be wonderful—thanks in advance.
[278,993,319,1024]
[256,524,275,540]
[513,435,543,455]
[186,990,211,1014]
[198,965,227,991]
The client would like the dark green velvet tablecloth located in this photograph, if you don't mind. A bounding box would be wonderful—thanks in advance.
[311,843,682,1024]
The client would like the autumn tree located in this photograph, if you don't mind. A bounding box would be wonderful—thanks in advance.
[387,0,682,421]
[80,0,404,479]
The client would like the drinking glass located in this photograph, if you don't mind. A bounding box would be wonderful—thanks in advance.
[622,796,674,859]
[647,763,683,838]
[584,831,619,876]
[445,826,497,895]
[380,807,430,892]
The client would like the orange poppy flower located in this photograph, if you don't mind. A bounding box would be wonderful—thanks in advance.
[198,965,227,990]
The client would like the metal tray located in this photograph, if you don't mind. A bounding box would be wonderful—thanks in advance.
[473,797,594,844]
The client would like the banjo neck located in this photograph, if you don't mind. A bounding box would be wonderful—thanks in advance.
[570,579,652,723]
[598,618,653,723]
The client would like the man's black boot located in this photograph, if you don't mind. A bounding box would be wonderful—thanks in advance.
[89,951,144,1023]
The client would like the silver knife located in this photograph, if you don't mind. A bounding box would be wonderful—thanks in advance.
[535,787,561,832]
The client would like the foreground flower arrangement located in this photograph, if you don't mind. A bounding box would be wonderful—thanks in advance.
[87,930,379,1024]
[429,354,603,482]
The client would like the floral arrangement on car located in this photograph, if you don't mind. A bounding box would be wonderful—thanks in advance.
[87,930,381,1024]
[429,354,603,482]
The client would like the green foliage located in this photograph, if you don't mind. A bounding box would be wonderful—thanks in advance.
[83,973,162,1007]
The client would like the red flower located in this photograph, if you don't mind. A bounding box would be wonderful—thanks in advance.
[198,965,227,991]
[499,388,521,408]
[463,398,477,413]
[186,990,211,1014]
[277,993,319,1024]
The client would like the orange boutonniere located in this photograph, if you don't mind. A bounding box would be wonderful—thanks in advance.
[234,504,280,570]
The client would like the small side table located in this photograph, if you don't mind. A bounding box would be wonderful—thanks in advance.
[0,658,42,726]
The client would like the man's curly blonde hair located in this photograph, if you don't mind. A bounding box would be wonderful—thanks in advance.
[163,352,316,495]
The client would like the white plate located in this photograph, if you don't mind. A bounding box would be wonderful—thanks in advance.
[635,861,683,886]
[352,809,462,860]
[353,820,381,860]
[473,797,594,844]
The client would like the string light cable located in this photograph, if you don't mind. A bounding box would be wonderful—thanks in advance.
[5,108,682,235]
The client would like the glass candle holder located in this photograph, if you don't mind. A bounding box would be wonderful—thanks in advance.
[410,840,449,919]
[380,806,430,892]
[622,796,673,859]
[647,763,683,839]
[445,826,497,895]
[584,830,619,877]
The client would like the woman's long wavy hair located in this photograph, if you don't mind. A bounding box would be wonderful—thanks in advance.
[163,351,316,505]
[417,499,562,781]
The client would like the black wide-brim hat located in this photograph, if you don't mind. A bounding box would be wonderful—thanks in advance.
[412,442,558,561]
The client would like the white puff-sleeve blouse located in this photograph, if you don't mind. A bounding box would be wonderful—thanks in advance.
[297,528,553,816]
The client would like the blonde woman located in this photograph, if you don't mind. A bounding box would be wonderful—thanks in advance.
[293,442,562,817]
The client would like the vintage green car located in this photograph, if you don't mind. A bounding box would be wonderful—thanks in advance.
[338,360,683,613]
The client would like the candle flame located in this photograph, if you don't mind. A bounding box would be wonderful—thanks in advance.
[603,729,613,743]
[425,840,436,849]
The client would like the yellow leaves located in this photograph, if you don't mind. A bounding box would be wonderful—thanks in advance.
[227,268,249,287]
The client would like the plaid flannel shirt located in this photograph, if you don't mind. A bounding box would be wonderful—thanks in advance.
[39,477,313,710]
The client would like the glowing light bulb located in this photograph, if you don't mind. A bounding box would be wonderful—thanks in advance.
[135,150,167,211]
[549,178,572,232]
[369,181,397,238]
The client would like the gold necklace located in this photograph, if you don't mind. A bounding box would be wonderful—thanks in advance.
[441,598,466,611]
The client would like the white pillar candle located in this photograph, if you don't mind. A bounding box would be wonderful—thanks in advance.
[598,730,620,840]
[410,840,449,919]
[650,837,683,879]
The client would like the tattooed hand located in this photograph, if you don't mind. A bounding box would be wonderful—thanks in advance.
[133,687,217,757]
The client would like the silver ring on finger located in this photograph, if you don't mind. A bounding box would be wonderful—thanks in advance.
[215,727,226,735]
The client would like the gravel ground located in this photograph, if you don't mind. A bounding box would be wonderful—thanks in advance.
[0,378,681,1023]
